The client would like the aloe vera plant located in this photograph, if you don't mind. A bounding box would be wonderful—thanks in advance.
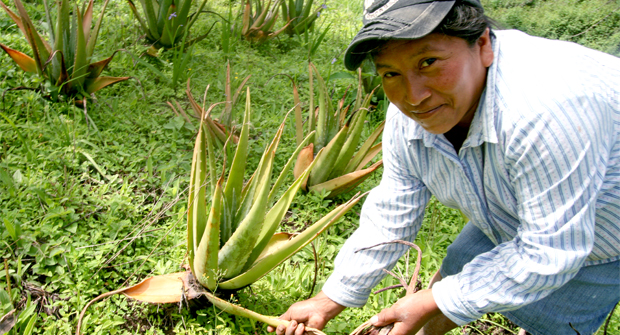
[0,0,129,102]
[292,63,385,198]
[281,0,324,35]
[76,87,368,334]
[126,0,209,49]
[241,0,290,43]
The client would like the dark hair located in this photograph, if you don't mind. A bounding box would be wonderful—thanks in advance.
[432,2,494,46]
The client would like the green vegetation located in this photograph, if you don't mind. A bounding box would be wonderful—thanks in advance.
[0,0,618,334]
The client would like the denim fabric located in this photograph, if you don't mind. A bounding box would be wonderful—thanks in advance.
[441,222,620,335]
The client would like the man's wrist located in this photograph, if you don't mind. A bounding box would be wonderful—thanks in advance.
[313,291,347,319]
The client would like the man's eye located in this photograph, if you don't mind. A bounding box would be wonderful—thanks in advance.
[382,72,398,78]
[421,58,437,68]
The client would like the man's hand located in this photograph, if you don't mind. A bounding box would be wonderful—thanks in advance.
[267,291,346,335]
[369,289,442,335]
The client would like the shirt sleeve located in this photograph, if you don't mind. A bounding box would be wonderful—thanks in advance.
[433,93,612,324]
[322,104,432,307]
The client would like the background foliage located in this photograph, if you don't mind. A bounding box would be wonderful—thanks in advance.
[0,0,618,334]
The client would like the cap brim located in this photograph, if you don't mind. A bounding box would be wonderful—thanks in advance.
[344,0,455,71]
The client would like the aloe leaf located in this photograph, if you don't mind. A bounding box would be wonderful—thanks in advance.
[241,0,251,35]
[308,123,349,186]
[82,0,94,42]
[127,0,150,37]
[159,3,175,47]
[85,0,109,59]
[222,88,251,241]
[13,0,50,76]
[0,1,26,38]
[293,143,313,186]
[310,160,383,198]
[344,120,385,174]
[242,146,321,271]
[219,192,368,290]
[308,62,315,132]
[311,62,336,151]
[187,119,209,274]
[251,232,292,264]
[0,43,36,73]
[86,50,120,79]
[84,76,130,94]
[267,130,315,204]
[139,0,161,40]
[71,5,88,90]
[250,0,271,30]
[233,114,285,227]
[218,151,274,279]
[328,108,368,179]
[156,0,172,33]
[194,177,222,291]
[354,142,382,172]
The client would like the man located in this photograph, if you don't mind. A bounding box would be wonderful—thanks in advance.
[268,1,620,334]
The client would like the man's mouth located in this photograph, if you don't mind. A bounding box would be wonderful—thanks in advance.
[412,105,442,115]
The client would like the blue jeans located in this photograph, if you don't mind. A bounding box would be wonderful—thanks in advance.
[440,222,620,335]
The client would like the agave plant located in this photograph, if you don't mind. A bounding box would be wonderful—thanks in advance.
[281,0,324,35]
[76,87,367,334]
[241,0,290,43]
[126,0,210,50]
[0,0,129,102]
[292,63,385,198]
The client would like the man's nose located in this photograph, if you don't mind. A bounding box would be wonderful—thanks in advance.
[404,74,431,107]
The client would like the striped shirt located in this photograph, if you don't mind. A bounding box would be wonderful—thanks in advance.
[322,30,620,325]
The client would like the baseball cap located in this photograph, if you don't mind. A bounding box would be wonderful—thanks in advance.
[343,0,483,71]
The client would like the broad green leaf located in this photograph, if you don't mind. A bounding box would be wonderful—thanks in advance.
[218,151,275,279]
[71,5,88,90]
[85,0,110,58]
[308,123,349,186]
[187,118,209,274]
[329,108,368,179]
[139,0,161,40]
[310,160,383,198]
[223,88,251,228]
[242,146,321,271]
[194,178,222,291]
[268,130,315,204]
[344,120,385,174]
[219,192,368,289]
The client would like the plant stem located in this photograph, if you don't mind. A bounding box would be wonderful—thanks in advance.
[4,259,11,297]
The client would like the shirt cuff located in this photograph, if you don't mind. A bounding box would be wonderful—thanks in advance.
[432,275,484,325]
[321,274,371,308]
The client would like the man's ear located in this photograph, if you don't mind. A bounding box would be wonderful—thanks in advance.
[478,28,494,68]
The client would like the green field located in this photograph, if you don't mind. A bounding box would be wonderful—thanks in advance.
[0,0,618,334]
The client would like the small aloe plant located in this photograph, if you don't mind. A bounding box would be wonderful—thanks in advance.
[0,0,129,102]
[281,0,324,35]
[292,63,385,198]
[76,87,367,335]
[126,0,210,50]
[241,0,291,43]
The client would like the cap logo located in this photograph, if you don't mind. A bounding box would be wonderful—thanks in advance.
[364,0,400,20]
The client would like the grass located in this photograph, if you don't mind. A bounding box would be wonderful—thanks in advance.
[0,0,618,334]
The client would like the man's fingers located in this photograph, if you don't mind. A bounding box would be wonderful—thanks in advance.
[295,323,305,335]
[285,320,298,335]
[371,307,399,327]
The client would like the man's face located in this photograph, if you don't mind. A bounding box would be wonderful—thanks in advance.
[374,29,493,134]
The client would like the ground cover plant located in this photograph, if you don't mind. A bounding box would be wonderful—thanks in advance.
[0,0,618,334]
